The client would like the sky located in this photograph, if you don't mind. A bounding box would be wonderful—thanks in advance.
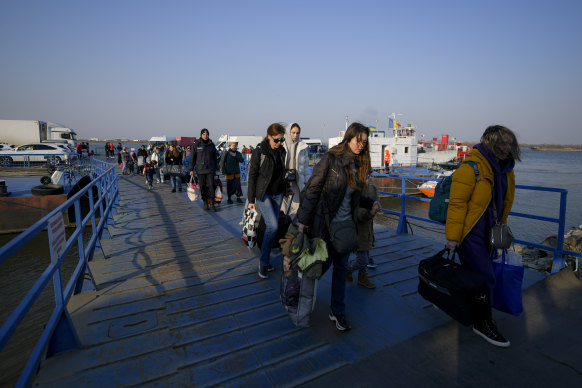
[1,0,581,144]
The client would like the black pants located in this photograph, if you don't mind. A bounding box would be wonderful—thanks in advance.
[198,173,215,202]
[226,177,242,199]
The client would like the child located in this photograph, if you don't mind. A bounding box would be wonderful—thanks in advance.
[143,160,157,190]
[347,183,380,289]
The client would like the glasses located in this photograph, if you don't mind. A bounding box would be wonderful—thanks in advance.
[272,137,285,144]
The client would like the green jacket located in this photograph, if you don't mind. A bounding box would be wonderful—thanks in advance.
[220,149,244,175]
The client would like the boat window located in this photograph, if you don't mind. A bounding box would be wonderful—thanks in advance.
[405,147,409,153]
[61,133,72,139]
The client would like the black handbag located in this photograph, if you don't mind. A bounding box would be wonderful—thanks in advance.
[488,185,514,249]
[323,198,359,253]
[418,249,488,326]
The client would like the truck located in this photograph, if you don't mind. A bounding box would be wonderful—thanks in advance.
[216,135,263,151]
[0,120,78,146]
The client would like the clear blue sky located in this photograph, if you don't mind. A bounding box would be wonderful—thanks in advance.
[1,0,581,144]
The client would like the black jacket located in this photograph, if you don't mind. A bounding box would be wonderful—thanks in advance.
[165,150,183,166]
[247,140,286,204]
[297,151,374,238]
[189,138,218,174]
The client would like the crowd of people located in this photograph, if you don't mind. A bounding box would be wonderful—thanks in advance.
[104,123,521,346]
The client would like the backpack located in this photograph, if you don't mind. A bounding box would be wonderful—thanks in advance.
[428,161,479,223]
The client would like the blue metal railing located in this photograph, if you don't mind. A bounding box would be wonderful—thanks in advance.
[0,157,119,388]
[373,173,581,274]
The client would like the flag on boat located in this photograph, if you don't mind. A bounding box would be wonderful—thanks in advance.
[389,118,402,129]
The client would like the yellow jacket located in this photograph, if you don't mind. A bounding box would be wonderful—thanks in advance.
[445,148,515,243]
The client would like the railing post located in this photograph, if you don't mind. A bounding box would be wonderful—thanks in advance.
[551,190,568,273]
[396,175,408,234]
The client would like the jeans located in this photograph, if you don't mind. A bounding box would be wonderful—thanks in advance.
[255,192,284,267]
[169,166,182,190]
[146,175,153,187]
[322,241,350,315]
[122,162,129,175]
[155,167,163,182]
[347,250,369,274]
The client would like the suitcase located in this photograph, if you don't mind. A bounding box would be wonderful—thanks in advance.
[418,248,488,326]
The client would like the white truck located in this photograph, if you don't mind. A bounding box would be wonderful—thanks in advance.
[216,135,262,151]
[0,120,78,146]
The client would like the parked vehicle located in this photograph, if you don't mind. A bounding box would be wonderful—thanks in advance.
[0,143,16,151]
[0,120,78,147]
[0,143,74,164]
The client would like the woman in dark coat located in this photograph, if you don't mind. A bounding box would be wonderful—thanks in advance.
[297,122,381,332]
[247,123,287,279]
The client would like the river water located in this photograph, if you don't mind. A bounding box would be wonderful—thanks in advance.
[377,148,582,244]
[1,148,581,385]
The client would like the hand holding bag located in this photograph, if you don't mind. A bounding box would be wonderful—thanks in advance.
[187,177,200,202]
[491,250,524,316]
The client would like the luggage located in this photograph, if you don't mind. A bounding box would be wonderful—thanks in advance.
[280,267,317,327]
[418,248,487,326]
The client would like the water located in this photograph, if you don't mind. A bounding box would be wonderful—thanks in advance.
[378,148,582,244]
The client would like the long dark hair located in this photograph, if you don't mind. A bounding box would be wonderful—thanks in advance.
[329,122,371,189]
[481,125,521,161]
[262,123,286,143]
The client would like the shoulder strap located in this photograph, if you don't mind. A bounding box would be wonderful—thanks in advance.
[463,161,481,182]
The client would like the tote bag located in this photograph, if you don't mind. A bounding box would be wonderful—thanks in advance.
[491,250,524,316]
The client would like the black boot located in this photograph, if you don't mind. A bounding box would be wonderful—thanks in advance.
[210,202,217,212]
[204,201,209,210]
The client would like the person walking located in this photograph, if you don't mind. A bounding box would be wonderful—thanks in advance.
[165,144,183,193]
[247,123,287,279]
[150,147,164,183]
[104,142,110,158]
[116,143,122,165]
[137,145,148,174]
[346,183,380,289]
[445,125,521,348]
[189,128,219,211]
[220,141,245,204]
[282,122,310,216]
[297,122,381,332]
[109,142,115,159]
[120,147,130,175]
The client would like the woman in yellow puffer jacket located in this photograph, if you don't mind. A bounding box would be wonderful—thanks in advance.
[445,125,521,348]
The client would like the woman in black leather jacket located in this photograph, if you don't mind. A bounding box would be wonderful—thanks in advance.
[247,123,287,279]
[297,122,381,332]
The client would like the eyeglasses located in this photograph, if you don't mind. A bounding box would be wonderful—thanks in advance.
[272,137,285,144]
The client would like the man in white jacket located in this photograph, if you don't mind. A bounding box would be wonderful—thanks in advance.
[282,122,310,216]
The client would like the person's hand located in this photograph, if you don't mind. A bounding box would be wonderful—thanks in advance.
[372,200,382,214]
[298,223,306,233]
[248,203,256,211]
[189,171,194,177]
[446,240,459,251]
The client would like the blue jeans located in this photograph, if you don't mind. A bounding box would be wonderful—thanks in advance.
[255,192,284,267]
[322,242,350,315]
[347,250,369,274]
[169,166,182,190]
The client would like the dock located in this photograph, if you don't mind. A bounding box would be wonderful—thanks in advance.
[31,172,582,387]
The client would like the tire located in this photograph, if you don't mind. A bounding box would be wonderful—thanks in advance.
[0,156,13,162]
[31,184,64,196]
[40,176,52,185]
[47,165,57,174]
[55,156,62,164]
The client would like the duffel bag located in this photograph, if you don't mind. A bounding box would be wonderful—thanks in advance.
[418,248,488,326]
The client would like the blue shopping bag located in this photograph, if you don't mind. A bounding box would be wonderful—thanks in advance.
[492,250,524,316]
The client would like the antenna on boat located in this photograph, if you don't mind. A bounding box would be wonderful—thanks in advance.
[345,115,348,130]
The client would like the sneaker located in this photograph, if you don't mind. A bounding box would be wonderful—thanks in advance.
[258,265,268,279]
[357,272,376,289]
[329,311,351,331]
[265,264,275,272]
[473,320,511,348]
[346,271,353,282]
[236,197,243,203]
[227,198,233,204]
[367,258,377,268]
